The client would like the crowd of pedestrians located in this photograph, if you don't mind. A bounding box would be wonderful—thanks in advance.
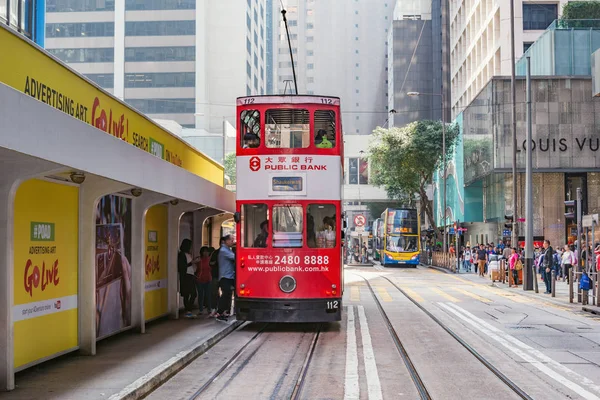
[178,234,237,323]
[452,238,600,294]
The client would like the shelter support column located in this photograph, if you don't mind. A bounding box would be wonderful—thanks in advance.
[78,177,130,356]
[130,193,170,333]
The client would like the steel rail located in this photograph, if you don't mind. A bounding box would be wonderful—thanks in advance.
[358,275,432,400]
[380,274,532,400]
[290,325,321,400]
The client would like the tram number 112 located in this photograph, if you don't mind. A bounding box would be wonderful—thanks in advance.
[326,300,339,310]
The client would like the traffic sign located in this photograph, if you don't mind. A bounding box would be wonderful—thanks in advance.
[354,214,366,227]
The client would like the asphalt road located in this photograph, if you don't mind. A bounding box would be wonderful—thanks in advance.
[145,265,600,400]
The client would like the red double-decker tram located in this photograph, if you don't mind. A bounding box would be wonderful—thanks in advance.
[234,95,343,323]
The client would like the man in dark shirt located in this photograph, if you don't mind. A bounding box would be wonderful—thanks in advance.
[542,239,554,294]
[477,244,488,277]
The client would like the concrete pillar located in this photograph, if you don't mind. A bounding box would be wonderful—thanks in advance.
[78,176,130,356]
[0,162,64,391]
[130,192,170,334]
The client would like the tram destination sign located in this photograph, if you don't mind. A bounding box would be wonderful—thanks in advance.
[272,176,303,192]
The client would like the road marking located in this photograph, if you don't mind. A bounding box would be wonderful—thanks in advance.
[403,287,424,302]
[350,286,361,302]
[450,287,493,303]
[344,305,359,400]
[440,303,600,400]
[431,287,460,302]
[376,287,393,302]
[357,306,383,400]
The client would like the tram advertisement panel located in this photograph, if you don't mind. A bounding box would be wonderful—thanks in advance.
[95,195,132,339]
[144,205,168,321]
[13,179,79,369]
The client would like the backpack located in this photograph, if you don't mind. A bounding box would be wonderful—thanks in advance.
[553,253,561,267]
[515,258,523,271]
[580,272,592,291]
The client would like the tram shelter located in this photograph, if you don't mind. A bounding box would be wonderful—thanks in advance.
[0,25,234,390]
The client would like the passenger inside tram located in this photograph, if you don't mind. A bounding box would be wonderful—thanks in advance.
[315,129,333,148]
[243,132,260,148]
[252,220,269,248]
[307,205,336,248]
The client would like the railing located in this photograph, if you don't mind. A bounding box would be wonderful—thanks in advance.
[548,19,600,30]
[569,270,599,307]
[428,251,459,273]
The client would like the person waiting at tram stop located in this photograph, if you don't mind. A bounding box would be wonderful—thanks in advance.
[315,129,333,148]
[178,239,200,319]
[253,220,269,248]
[216,235,236,322]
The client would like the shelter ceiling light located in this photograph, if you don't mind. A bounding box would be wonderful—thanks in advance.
[130,188,142,197]
[170,199,179,206]
[69,172,85,184]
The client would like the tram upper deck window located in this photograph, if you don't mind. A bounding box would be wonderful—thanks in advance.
[240,110,261,148]
[272,205,303,247]
[265,109,310,148]
[307,204,336,248]
[314,110,336,148]
[241,204,268,248]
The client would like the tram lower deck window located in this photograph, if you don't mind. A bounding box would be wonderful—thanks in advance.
[307,204,336,248]
[241,204,268,248]
[272,205,303,247]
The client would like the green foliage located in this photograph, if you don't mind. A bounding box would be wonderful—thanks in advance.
[224,152,236,185]
[562,1,600,20]
[368,120,459,228]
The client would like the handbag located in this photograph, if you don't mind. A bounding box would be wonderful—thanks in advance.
[515,259,523,271]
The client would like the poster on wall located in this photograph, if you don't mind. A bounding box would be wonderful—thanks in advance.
[13,179,79,369]
[144,205,168,321]
[95,195,132,339]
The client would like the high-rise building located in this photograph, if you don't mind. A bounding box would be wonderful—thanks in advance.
[450,0,568,118]
[45,0,269,136]
[1,0,45,45]
[273,0,394,135]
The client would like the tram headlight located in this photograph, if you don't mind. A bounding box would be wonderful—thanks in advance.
[279,275,297,293]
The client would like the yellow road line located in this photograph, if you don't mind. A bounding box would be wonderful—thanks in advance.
[377,287,393,302]
[403,287,424,302]
[350,286,360,302]
[431,287,460,302]
[451,287,493,303]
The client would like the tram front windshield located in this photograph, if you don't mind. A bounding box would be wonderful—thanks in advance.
[386,209,418,253]
[386,235,418,252]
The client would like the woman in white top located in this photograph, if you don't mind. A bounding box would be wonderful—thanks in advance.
[561,244,574,283]
[463,247,472,272]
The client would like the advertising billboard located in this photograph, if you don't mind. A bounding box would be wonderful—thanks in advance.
[95,195,132,339]
[13,179,79,369]
[144,205,168,321]
[0,25,223,186]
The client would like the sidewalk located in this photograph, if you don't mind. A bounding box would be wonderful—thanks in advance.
[426,263,597,312]
[1,316,241,400]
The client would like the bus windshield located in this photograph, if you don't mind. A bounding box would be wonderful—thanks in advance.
[386,209,418,235]
[386,235,418,252]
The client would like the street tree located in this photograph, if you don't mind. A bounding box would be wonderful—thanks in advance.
[368,120,459,233]
[224,152,236,185]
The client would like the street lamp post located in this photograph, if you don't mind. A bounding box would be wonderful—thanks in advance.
[407,91,447,252]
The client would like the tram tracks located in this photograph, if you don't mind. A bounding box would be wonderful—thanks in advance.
[184,323,321,400]
[358,273,532,400]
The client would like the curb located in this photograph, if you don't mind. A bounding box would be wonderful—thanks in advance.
[424,264,452,274]
[109,320,243,400]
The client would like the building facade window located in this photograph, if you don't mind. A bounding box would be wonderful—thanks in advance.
[523,42,534,52]
[48,48,114,63]
[247,61,252,77]
[348,158,368,184]
[247,13,251,29]
[125,0,194,10]
[84,73,114,88]
[125,46,195,62]
[522,3,557,30]
[125,98,195,114]
[307,63,314,69]
[46,22,114,37]
[306,23,313,29]
[47,0,115,12]
[247,38,251,54]
[125,20,195,36]
[124,72,195,88]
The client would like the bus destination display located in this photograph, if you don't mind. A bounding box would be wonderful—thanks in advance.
[272,176,303,192]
